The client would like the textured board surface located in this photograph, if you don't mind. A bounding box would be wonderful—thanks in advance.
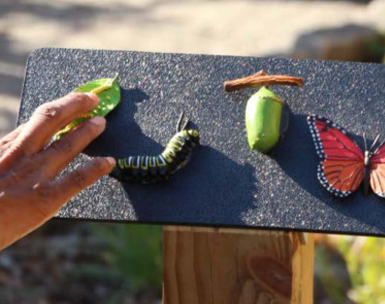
[18,48,385,236]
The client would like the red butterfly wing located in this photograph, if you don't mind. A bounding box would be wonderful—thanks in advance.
[370,141,385,197]
[307,115,365,197]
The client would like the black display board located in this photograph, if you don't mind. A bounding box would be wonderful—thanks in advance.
[17,48,385,236]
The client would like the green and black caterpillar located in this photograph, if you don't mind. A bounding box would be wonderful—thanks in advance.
[110,112,200,183]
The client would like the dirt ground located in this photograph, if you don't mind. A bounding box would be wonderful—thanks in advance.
[0,0,375,138]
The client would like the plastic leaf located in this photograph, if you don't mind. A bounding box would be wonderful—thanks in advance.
[53,73,121,140]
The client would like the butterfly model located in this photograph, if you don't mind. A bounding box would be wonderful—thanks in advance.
[307,115,385,198]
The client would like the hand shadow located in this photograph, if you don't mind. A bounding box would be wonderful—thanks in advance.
[116,146,258,226]
[84,87,258,226]
[84,87,163,157]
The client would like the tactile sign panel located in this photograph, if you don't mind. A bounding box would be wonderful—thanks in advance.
[18,48,385,236]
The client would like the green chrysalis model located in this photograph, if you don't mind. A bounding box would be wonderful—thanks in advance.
[246,86,282,153]
[224,70,304,153]
[54,73,121,140]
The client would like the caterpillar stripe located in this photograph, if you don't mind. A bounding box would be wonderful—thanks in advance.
[110,113,200,183]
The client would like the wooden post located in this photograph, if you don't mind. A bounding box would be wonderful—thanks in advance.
[163,227,314,304]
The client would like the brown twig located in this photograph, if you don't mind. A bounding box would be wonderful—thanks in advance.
[224,71,304,92]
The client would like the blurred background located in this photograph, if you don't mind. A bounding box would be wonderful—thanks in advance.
[1,0,385,303]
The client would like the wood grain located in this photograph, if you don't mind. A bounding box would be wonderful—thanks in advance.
[163,227,314,304]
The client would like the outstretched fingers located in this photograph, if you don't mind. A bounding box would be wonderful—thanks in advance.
[29,157,115,224]
[38,116,107,178]
[54,157,116,206]
[0,124,25,160]
[16,93,99,156]
[0,157,116,250]
[0,123,25,146]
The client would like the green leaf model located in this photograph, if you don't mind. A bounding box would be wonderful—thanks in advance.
[54,73,121,140]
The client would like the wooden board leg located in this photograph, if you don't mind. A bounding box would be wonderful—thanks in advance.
[163,227,314,304]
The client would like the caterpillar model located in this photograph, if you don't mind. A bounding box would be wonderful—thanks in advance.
[110,112,200,183]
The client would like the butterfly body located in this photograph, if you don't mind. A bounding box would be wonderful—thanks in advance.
[364,163,371,196]
[364,151,370,167]
[307,115,385,198]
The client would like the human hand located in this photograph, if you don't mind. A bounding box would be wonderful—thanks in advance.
[0,93,116,250]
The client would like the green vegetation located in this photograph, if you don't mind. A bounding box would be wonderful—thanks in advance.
[336,236,385,304]
[95,223,163,291]
[69,223,163,303]
[316,235,385,304]
[315,238,353,304]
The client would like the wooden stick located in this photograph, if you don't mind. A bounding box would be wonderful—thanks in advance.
[224,71,304,92]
